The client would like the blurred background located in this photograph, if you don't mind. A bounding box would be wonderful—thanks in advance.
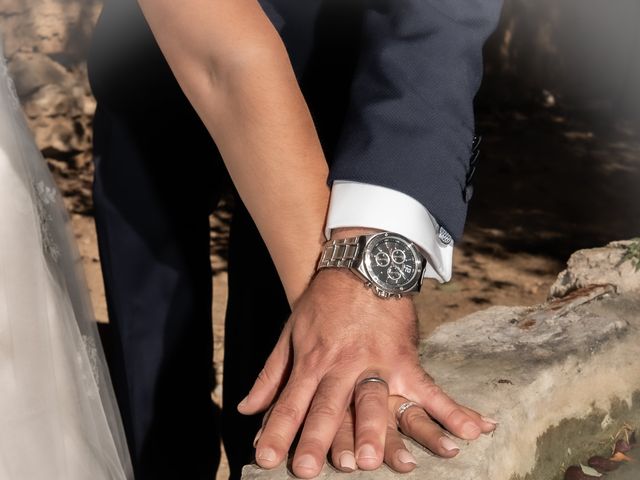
[1,0,639,352]
[1,1,639,477]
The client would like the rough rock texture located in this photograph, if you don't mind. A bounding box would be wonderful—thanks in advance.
[242,241,640,479]
[1,0,100,164]
[550,240,640,298]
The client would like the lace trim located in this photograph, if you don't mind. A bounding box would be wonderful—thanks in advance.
[34,180,61,262]
[79,334,100,399]
[0,53,20,111]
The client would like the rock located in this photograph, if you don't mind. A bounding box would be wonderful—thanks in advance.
[1,0,101,59]
[550,240,640,299]
[23,83,79,118]
[8,52,72,98]
[2,1,100,164]
[32,116,84,155]
[242,243,640,479]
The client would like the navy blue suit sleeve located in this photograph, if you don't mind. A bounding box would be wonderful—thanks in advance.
[328,0,503,241]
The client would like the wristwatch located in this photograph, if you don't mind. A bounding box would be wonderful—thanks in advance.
[317,232,427,298]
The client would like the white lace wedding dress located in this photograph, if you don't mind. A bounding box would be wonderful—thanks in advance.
[0,40,133,478]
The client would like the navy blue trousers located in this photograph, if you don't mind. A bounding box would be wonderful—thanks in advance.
[92,101,289,479]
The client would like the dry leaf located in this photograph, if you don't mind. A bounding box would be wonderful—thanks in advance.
[610,452,635,463]
[580,464,602,477]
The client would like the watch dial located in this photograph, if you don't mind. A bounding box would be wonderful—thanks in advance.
[366,236,419,291]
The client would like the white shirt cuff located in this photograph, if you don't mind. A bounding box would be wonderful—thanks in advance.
[325,181,453,283]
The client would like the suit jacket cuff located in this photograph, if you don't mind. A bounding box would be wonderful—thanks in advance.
[326,181,453,282]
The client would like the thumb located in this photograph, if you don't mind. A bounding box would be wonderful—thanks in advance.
[237,324,292,415]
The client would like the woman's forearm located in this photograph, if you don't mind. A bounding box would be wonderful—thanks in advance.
[137,0,330,305]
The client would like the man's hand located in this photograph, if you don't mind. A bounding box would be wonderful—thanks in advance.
[238,227,496,478]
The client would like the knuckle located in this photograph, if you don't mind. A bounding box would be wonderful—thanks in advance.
[355,390,387,410]
[357,408,388,432]
[307,402,341,421]
[297,436,326,455]
[337,418,354,435]
[402,408,425,430]
[422,382,445,399]
[444,407,467,428]
[335,342,367,363]
[356,425,383,442]
[259,426,290,451]
[296,352,331,382]
[271,402,302,425]
[256,367,272,386]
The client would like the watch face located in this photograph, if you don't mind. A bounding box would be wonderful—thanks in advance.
[363,234,422,293]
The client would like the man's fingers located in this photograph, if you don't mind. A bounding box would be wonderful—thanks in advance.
[460,405,499,434]
[238,325,292,415]
[405,366,494,440]
[254,370,318,469]
[353,371,389,470]
[291,375,353,478]
[330,406,357,473]
[390,395,461,458]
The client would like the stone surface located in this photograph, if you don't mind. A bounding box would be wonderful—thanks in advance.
[8,51,72,97]
[242,242,640,479]
[550,240,640,298]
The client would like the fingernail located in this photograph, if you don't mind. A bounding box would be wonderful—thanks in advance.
[397,449,417,465]
[238,396,249,409]
[253,428,262,448]
[462,421,481,438]
[481,416,499,425]
[357,444,377,460]
[295,454,318,472]
[256,447,276,463]
[339,451,356,471]
[440,436,460,453]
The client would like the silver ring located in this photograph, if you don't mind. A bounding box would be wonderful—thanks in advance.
[396,401,419,424]
[358,376,388,388]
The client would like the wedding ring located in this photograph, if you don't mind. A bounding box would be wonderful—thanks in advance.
[396,401,419,424]
[358,376,388,389]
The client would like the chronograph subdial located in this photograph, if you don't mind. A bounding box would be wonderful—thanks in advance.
[363,233,422,294]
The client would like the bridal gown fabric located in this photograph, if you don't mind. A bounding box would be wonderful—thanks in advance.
[0,40,133,478]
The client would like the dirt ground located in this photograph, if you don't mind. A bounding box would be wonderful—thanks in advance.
[56,103,639,479]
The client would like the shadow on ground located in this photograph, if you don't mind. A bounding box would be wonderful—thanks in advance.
[465,105,640,262]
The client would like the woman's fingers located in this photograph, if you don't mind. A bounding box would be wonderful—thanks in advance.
[390,395,461,458]
[403,365,496,440]
[383,404,417,473]
[330,406,357,473]
[383,426,417,473]
[353,371,390,470]
[330,403,417,474]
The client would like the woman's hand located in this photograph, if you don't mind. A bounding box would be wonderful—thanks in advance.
[330,394,475,475]
[239,268,497,478]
